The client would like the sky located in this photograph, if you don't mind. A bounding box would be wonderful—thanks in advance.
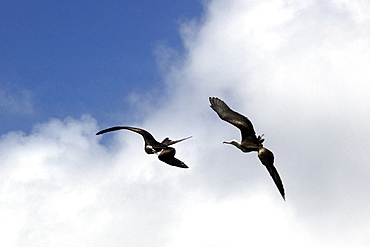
[1,0,370,246]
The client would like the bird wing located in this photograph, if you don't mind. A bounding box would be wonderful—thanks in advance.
[96,126,161,146]
[163,157,189,168]
[161,136,192,146]
[258,147,285,200]
[209,97,256,140]
[158,147,189,168]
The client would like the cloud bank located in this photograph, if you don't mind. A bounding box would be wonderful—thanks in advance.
[1,0,370,246]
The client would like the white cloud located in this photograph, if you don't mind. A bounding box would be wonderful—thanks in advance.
[1,0,370,246]
[153,0,370,245]
[0,89,34,115]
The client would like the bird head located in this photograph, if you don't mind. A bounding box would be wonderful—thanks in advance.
[223,140,244,150]
[223,140,239,145]
[145,145,157,154]
[223,140,250,152]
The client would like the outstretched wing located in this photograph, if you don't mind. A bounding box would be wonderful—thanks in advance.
[96,126,161,146]
[161,136,192,146]
[258,147,285,200]
[209,97,256,140]
[158,147,188,168]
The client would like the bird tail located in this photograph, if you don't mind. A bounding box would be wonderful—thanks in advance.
[257,134,265,144]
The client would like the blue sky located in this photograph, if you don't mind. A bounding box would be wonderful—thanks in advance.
[1,0,202,133]
[1,0,370,246]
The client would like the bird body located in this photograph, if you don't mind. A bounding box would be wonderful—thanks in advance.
[96,126,191,168]
[209,97,285,200]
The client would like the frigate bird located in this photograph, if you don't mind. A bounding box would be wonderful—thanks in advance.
[96,126,191,168]
[209,97,285,200]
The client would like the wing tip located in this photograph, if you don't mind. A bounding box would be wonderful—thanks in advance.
[171,159,189,169]
[95,126,128,136]
[209,96,220,105]
[96,130,105,135]
[166,161,189,169]
[281,191,286,201]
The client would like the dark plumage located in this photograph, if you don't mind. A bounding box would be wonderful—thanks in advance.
[96,126,191,168]
[209,97,285,200]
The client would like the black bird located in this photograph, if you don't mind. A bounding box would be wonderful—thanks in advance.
[96,126,191,168]
[209,97,285,200]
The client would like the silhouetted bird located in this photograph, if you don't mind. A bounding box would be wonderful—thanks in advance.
[96,126,191,168]
[209,97,285,200]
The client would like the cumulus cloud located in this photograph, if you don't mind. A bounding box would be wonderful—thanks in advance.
[1,0,370,246]
[0,115,192,246]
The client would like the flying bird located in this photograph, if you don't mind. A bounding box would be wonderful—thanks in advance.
[96,126,191,168]
[209,97,285,200]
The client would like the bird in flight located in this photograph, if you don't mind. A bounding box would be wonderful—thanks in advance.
[96,126,191,168]
[209,97,285,200]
